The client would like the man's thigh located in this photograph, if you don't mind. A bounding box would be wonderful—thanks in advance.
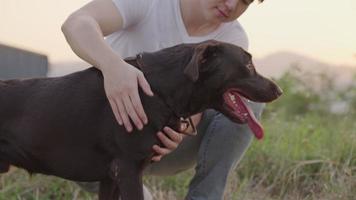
[144,109,218,176]
[144,101,265,176]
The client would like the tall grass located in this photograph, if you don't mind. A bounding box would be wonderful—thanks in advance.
[0,68,355,199]
[233,113,356,200]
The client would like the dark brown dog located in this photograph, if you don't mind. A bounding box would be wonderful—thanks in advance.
[0,40,282,200]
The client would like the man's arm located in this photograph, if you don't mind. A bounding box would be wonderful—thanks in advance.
[61,0,184,161]
[62,0,153,132]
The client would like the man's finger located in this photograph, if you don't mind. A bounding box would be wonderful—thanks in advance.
[157,131,178,150]
[138,73,154,96]
[163,127,183,143]
[129,90,148,125]
[116,98,133,132]
[152,144,171,156]
[122,95,143,130]
[151,155,162,162]
[108,98,122,125]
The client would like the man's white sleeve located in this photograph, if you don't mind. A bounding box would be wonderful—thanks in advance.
[230,22,249,51]
[218,21,249,51]
[112,0,152,29]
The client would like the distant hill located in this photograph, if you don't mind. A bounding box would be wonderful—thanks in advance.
[253,51,354,77]
[252,51,356,88]
[49,51,356,87]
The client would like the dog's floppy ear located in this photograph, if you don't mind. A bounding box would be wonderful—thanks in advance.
[184,41,220,82]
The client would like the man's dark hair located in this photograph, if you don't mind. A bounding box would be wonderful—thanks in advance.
[247,0,265,4]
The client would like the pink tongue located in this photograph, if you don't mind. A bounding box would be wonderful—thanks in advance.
[225,92,264,140]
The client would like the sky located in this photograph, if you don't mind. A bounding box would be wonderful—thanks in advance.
[0,0,355,66]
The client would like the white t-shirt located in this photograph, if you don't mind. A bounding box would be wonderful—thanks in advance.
[106,0,249,58]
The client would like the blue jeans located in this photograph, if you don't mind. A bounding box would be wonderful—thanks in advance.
[144,102,264,200]
[78,101,265,200]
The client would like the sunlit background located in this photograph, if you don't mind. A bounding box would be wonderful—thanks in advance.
[0,0,355,75]
[1,1,356,199]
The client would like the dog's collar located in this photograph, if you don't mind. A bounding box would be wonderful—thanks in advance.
[125,53,149,74]
[136,53,145,71]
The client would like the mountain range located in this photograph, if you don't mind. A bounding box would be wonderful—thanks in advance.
[49,51,356,88]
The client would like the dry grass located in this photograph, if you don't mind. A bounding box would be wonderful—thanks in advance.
[1,71,356,199]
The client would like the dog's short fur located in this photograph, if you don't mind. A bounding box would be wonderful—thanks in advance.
[0,40,282,200]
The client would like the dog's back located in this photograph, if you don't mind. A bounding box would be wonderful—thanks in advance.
[0,41,282,200]
[0,67,174,182]
[0,69,109,178]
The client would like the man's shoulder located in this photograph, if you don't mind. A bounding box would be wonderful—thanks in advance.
[216,21,249,50]
[218,21,247,40]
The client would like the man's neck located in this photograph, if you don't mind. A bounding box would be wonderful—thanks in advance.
[180,0,221,37]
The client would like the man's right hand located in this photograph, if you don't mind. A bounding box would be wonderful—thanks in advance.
[62,0,154,132]
[102,61,154,132]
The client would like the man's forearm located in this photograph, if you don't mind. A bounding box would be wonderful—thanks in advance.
[61,14,124,71]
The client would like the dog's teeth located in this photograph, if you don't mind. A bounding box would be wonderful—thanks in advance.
[229,93,236,101]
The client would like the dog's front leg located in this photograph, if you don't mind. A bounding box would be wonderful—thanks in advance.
[99,158,144,200]
[0,161,10,173]
[99,178,120,200]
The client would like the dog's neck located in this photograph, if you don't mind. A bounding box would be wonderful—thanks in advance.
[125,46,214,118]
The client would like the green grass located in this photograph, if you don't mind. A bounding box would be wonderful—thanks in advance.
[1,71,355,199]
[2,110,353,200]
[233,111,356,200]
[0,170,93,200]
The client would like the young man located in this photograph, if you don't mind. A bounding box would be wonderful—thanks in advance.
[62,0,265,199]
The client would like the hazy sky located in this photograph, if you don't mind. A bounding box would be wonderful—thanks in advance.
[0,0,355,66]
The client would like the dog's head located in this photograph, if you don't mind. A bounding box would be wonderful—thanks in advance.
[184,40,282,139]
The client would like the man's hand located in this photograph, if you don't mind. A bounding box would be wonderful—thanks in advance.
[151,127,184,162]
[151,113,202,162]
[102,61,154,132]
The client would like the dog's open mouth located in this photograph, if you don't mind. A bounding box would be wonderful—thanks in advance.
[222,88,264,140]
